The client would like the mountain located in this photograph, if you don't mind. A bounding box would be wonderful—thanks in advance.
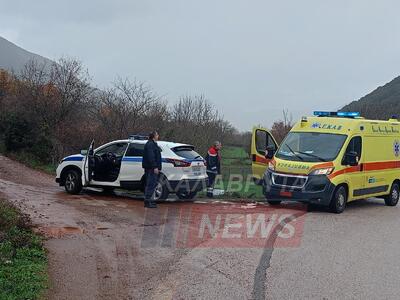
[342,76,400,120]
[0,36,53,73]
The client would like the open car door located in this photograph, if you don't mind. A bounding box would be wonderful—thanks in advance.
[82,140,95,187]
[251,127,278,182]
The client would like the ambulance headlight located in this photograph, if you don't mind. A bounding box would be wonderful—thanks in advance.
[268,161,275,171]
[309,167,334,176]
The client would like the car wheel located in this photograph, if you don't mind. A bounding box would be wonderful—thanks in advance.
[154,179,169,201]
[384,182,400,206]
[64,170,82,194]
[267,200,281,205]
[176,191,197,200]
[329,185,347,213]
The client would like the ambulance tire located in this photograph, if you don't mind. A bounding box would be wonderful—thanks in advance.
[64,169,83,195]
[267,200,282,206]
[329,185,347,214]
[384,182,400,207]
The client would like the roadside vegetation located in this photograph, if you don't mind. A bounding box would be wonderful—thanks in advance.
[218,146,263,199]
[0,62,248,166]
[0,199,47,300]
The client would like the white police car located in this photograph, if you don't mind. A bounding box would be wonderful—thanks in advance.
[55,136,208,200]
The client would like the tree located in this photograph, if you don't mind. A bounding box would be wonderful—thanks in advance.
[270,109,293,144]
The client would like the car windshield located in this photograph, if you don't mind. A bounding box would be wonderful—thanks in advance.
[275,132,347,162]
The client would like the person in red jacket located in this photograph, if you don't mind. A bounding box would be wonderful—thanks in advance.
[205,141,222,198]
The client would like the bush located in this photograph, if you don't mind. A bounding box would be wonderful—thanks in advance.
[0,199,47,300]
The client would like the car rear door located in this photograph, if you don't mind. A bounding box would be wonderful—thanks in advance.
[118,142,145,189]
[251,127,278,181]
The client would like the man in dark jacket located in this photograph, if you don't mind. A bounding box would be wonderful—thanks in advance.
[205,141,222,198]
[142,131,162,208]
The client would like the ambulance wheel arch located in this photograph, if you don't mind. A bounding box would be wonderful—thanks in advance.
[251,127,278,182]
[330,184,349,213]
[384,180,400,206]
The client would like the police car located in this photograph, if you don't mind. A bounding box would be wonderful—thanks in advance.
[55,136,208,200]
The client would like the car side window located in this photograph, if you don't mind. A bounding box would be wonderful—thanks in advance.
[343,136,362,162]
[96,143,128,156]
[125,143,145,157]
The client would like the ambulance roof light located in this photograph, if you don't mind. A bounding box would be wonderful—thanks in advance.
[313,111,360,118]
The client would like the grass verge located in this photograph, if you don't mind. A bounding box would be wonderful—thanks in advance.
[0,199,48,300]
[206,145,264,199]
[3,150,56,174]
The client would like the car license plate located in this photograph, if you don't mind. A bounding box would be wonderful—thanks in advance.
[192,166,201,172]
[280,191,292,197]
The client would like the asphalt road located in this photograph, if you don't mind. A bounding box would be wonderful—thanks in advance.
[1,155,399,300]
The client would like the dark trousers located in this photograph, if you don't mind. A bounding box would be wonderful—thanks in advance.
[144,169,159,201]
[207,172,217,196]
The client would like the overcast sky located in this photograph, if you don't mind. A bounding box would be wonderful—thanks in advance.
[1,0,400,130]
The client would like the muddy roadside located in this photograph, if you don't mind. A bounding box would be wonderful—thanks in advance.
[0,155,267,300]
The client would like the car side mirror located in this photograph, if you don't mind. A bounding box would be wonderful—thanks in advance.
[80,149,88,155]
[344,151,358,166]
[265,145,276,159]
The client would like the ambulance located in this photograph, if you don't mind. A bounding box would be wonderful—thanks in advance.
[251,111,400,213]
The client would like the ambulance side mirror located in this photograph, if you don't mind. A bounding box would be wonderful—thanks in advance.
[265,145,276,159]
[344,151,358,166]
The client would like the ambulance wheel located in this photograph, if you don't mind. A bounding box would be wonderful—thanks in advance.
[384,182,400,206]
[176,191,198,200]
[154,178,169,201]
[329,185,347,214]
[64,170,82,194]
[267,200,282,206]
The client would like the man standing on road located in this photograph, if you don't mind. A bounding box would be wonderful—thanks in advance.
[205,141,222,198]
[142,131,162,208]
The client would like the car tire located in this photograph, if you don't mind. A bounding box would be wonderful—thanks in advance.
[64,170,82,194]
[384,182,400,206]
[176,191,198,200]
[329,185,347,214]
[154,178,169,201]
[267,200,282,205]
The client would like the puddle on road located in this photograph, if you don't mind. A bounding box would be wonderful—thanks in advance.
[35,226,84,238]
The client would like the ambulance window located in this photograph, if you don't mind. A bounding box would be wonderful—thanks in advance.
[345,136,362,158]
[256,130,276,155]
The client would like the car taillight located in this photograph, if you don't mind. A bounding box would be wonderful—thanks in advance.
[166,158,191,167]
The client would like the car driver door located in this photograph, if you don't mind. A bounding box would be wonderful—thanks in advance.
[82,140,95,187]
[251,127,278,181]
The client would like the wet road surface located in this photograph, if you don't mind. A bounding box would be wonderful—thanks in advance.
[1,155,400,299]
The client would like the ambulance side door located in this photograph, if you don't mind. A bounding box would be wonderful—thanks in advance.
[251,127,278,181]
[342,136,365,199]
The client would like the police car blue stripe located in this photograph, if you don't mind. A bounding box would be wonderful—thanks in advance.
[63,156,84,162]
[122,157,143,162]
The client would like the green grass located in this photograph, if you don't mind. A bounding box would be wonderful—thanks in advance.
[4,151,56,174]
[0,199,48,300]
[217,146,264,199]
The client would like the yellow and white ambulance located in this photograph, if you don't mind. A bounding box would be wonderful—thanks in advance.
[251,111,400,213]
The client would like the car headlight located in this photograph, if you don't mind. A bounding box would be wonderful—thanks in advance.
[309,167,334,176]
[268,161,275,171]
